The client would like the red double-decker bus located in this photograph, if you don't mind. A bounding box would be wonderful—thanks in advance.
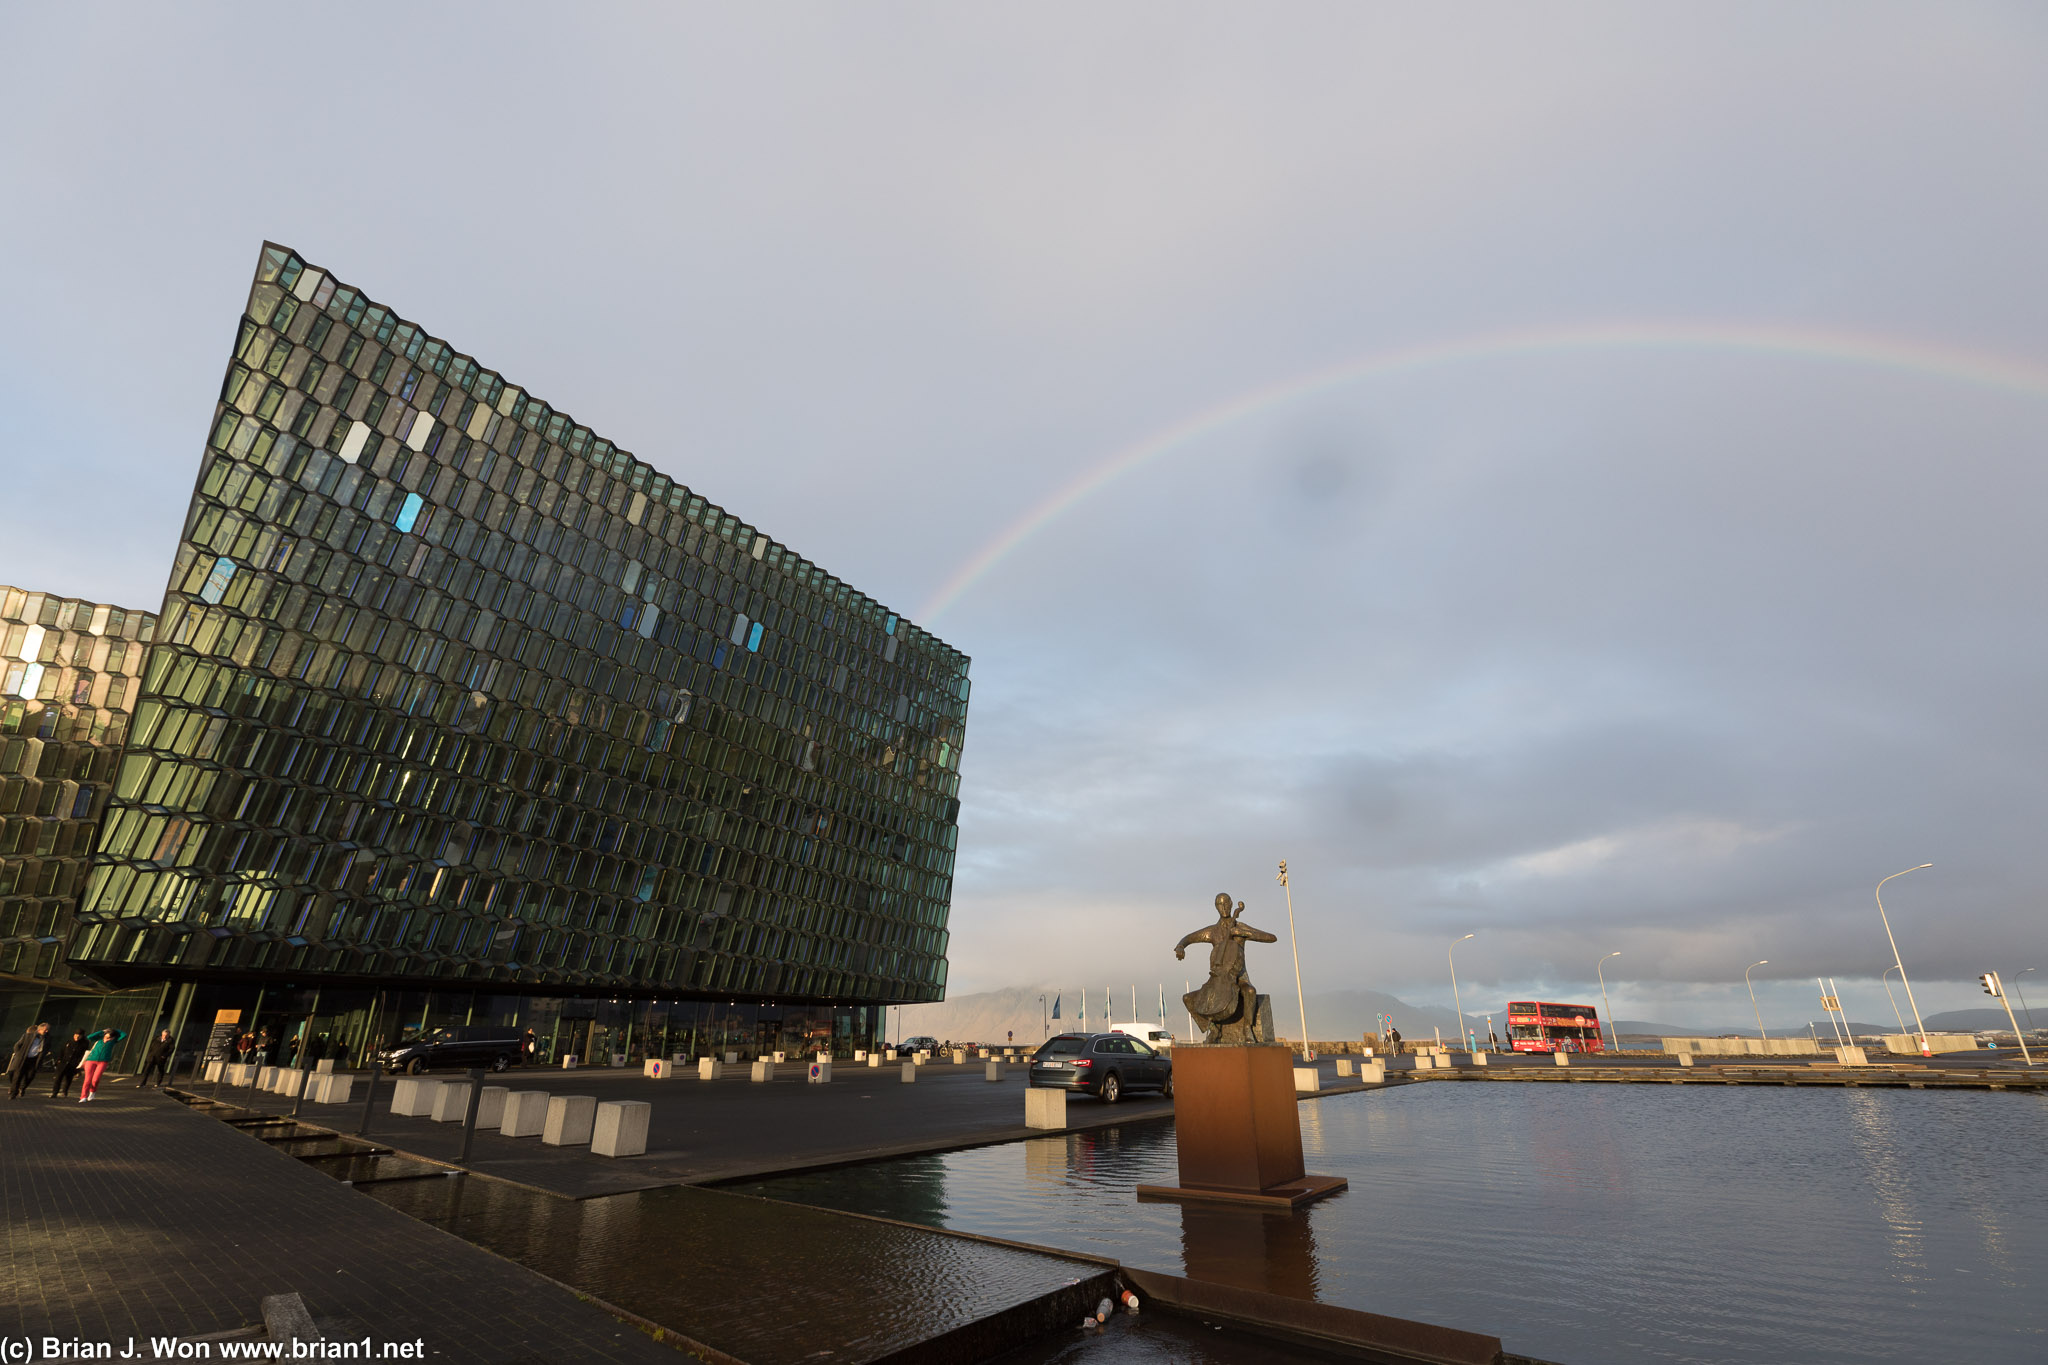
[1506,1001,1605,1053]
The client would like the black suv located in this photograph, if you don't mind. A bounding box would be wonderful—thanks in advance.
[1028,1031,1173,1104]
[380,1026,525,1074]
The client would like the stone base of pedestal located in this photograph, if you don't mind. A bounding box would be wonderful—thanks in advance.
[1134,1044,1345,1210]
[1136,1172,1349,1211]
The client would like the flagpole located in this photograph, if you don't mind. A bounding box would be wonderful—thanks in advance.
[1278,860,1311,1059]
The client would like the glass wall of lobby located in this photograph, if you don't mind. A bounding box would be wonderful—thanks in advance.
[24,980,891,1072]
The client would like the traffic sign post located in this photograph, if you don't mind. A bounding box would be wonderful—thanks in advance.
[1981,972,2034,1067]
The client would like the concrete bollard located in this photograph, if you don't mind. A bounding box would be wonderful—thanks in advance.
[1025,1087,1067,1129]
[1412,1054,1435,1071]
[561,1055,580,1070]
[950,1049,967,1064]
[1677,1054,1695,1068]
[610,1052,627,1068]
[644,1059,672,1079]
[807,1060,832,1083]
[225,1063,256,1086]
[698,1058,725,1080]
[499,1090,549,1137]
[914,1051,929,1065]
[750,1060,776,1083]
[1466,1052,1489,1067]
[476,1086,509,1129]
[1358,1061,1386,1084]
[205,1059,225,1082]
[315,1059,336,1075]
[673,1052,689,1064]
[256,1065,279,1091]
[431,1080,473,1122]
[723,1051,738,1065]
[1554,1051,1571,1067]
[390,1077,441,1117]
[1335,1059,1356,1077]
[979,1048,991,1059]
[985,1060,1004,1081]
[592,1100,651,1158]
[309,1073,353,1104]
[1293,1067,1322,1092]
[854,1050,868,1062]
[276,1069,307,1097]
[542,1094,597,1147]
[867,1053,882,1067]
[773,1051,787,1064]
[901,1062,916,1083]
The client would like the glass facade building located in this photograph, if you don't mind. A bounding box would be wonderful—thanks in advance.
[1,244,969,1065]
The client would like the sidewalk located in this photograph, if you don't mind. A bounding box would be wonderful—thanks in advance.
[0,1080,681,1362]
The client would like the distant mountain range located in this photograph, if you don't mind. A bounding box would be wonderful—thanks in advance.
[896,988,2038,1046]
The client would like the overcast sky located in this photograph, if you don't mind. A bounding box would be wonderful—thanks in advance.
[6,5,2046,1028]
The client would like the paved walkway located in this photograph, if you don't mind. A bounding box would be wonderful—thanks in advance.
[0,1080,683,1362]
[237,1061,1177,1197]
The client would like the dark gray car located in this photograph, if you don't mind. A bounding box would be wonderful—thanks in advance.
[1028,1031,1173,1103]
[380,1025,524,1074]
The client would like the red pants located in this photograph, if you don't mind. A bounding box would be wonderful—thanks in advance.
[79,1060,108,1099]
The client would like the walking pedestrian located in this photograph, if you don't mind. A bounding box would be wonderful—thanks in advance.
[50,1029,91,1098]
[138,1029,175,1088]
[1387,1025,1403,1055]
[8,1022,52,1099]
[76,1027,127,1102]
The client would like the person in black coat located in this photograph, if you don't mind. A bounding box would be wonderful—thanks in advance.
[8,1023,53,1099]
[50,1029,92,1098]
[138,1029,175,1088]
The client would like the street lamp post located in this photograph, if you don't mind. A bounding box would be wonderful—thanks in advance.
[1875,865,1934,1056]
[1745,961,1770,1041]
[1277,861,1311,1059]
[1879,965,1907,1039]
[1449,934,1475,1052]
[1597,952,1621,1054]
[1039,995,1046,1044]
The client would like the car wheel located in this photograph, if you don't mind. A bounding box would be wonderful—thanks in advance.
[491,1053,512,1073]
[1100,1071,1121,1104]
[405,1057,424,1075]
[1162,1073,1174,1099]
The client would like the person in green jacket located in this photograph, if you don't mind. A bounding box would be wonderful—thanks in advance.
[77,1027,126,1102]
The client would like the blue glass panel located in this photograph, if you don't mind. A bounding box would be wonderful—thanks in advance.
[393,491,425,533]
[885,613,898,635]
[198,556,237,605]
[747,621,764,652]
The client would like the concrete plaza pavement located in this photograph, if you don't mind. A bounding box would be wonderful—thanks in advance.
[0,1079,691,1362]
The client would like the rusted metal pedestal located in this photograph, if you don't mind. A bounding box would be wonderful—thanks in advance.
[1136,1044,1347,1209]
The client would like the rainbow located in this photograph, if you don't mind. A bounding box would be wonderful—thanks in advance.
[917,321,2048,624]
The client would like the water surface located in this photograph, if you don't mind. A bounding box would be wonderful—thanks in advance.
[739,1082,2048,1364]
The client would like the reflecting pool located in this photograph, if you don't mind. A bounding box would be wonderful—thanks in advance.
[738,1082,2048,1364]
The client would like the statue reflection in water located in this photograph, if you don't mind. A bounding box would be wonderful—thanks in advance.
[1178,1201,1323,1301]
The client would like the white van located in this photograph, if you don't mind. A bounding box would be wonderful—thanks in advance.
[1111,1023,1175,1051]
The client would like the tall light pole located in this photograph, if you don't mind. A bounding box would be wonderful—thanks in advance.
[1449,933,1476,1051]
[1745,961,1770,1041]
[1875,865,1934,1056]
[1278,861,1311,1059]
[2017,968,2038,1034]
[1879,965,1907,1038]
[1596,952,1621,1053]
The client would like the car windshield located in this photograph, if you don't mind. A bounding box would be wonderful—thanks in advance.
[1038,1036,1088,1057]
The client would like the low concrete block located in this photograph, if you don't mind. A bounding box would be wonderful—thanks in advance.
[1466,1051,1489,1067]
[1677,1054,1695,1068]
[773,1050,787,1064]
[979,1048,991,1059]
[901,1062,917,1083]
[672,1052,689,1064]
[315,1059,336,1075]
[750,1059,776,1082]
[1293,1067,1321,1092]
[698,1059,725,1080]
[1412,1054,1435,1071]
[204,1059,225,1082]
[609,1052,627,1068]
[1358,1061,1386,1084]
[390,1077,441,1117]
[1335,1059,1356,1077]
[950,1049,968,1064]
[807,1060,832,1083]
[499,1090,549,1137]
[1554,1051,1572,1067]
[645,1059,672,1079]
[276,1069,307,1096]
[867,1053,882,1067]
[985,1060,1005,1081]
[256,1065,279,1090]
[431,1080,473,1122]
[723,1051,738,1065]
[1025,1086,1067,1129]
[313,1073,354,1104]
[643,1058,663,1077]
[592,1100,650,1158]
[476,1085,509,1128]
[1833,1046,1870,1066]
[224,1063,256,1086]
[854,1050,868,1061]
[542,1094,597,1147]
[561,1055,580,1070]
